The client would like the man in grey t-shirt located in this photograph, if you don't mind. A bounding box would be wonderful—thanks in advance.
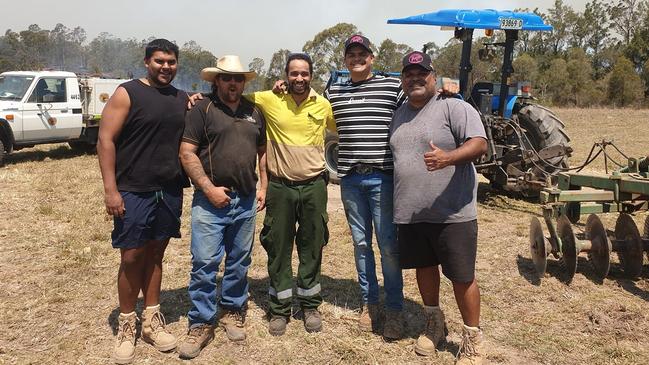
[389,51,487,365]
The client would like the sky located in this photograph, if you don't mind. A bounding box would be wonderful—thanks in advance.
[5,0,589,68]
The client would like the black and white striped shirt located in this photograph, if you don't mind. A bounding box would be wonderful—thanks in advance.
[325,75,406,177]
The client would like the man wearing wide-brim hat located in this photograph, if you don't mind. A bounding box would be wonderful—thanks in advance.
[200,55,258,83]
[178,55,268,359]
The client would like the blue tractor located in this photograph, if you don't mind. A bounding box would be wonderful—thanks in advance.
[325,9,571,196]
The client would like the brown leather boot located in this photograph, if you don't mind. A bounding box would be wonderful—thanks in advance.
[303,308,322,333]
[359,303,379,332]
[383,309,403,341]
[218,309,246,342]
[177,323,214,359]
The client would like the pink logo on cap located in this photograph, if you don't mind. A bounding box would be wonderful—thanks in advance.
[409,53,424,64]
[351,35,364,43]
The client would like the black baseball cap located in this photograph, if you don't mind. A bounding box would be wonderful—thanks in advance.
[344,34,373,55]
[401,51,434,72]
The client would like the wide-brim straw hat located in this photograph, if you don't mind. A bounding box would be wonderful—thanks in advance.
[200,55,256,82]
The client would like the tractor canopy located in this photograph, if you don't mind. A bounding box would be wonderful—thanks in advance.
[387,9,552,31]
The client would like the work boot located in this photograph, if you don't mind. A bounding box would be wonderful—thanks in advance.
[415,306,448,356]
[456,324,485,365]
[177,323,214,360]
[303,308,322,333]
[383,309,403,341]
[359,303,379,332]
[268,315,288,336]
[218,309,246,342]
[112,311,136,364]
[141,305,177,352]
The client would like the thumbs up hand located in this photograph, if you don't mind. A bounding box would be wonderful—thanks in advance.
[423,141,452,171]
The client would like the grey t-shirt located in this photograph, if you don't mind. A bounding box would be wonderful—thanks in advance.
[389,95,486,224]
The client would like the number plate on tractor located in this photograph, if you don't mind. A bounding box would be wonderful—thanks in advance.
[499,18,523,29]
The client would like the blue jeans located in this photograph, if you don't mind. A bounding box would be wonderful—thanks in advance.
[340,171,403,311]
[187,189,256,325]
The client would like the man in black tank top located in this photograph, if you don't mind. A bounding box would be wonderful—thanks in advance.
[97,39,188,364]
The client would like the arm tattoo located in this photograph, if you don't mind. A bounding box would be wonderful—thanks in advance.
[180,150,213,191]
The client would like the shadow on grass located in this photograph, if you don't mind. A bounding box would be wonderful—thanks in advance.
[477,182,542,217]
[5,144,94,165]
[615,276,649,302]
[108,274,431,341]
[516,255,542,286]
[516,254,592,285]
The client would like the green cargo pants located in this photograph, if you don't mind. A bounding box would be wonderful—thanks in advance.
[259,176,329,317]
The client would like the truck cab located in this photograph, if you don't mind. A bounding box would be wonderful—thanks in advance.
[0,71,125,165]
[0,71,83,147]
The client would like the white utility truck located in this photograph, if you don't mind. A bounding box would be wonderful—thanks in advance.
[0,71,126,165]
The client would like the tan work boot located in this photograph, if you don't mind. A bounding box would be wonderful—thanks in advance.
[383,309,403,341]
[456,324,485,365]
[359,303,379,332]
[303,308,322,333]
[112,311,136,364]
[218,309,246,342]
[415,306,448,356]
[141,305,177,352]
[268,315,288,336]
[178,323,214,359]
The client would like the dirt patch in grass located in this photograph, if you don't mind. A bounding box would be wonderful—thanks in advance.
[1,108,648,364]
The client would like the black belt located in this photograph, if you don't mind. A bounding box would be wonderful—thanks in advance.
[269,173,324,187]
[350,164,393,175]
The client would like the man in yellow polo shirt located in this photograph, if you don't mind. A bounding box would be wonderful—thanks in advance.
[247,53,335,336]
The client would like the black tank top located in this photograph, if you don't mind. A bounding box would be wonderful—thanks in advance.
[115,79,189,192]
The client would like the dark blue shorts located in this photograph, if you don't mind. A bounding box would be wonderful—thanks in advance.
[111,188,183,249]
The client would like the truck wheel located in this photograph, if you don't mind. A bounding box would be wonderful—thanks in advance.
[498,103,570,196]
[324,132,340,184]
[68,141,96,153]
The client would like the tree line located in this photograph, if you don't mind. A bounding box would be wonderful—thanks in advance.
[1,0,647,107]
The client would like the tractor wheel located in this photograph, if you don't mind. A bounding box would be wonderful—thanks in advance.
[513,103,571,195]
[324,132,340,184]
[0,138,5,167]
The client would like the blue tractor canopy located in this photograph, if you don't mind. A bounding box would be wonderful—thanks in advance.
[387,9,552,31]
[388,9,553,118]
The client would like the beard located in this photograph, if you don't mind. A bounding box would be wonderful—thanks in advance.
[288,80,310,95]
[217,87,242,104]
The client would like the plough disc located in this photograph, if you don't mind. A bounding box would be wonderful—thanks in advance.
[644,215,649,263]
[529,217,547,276]
[615,213,643,278]
[585,214,611,279]
[557,215,578,283]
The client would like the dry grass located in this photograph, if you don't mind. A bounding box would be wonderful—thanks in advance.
[0,107,648,365]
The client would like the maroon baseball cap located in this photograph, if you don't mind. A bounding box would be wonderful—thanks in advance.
[401,51,434,72]
[344,34,373,55]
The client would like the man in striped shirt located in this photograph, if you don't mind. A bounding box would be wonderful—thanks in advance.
[324,35,406,340]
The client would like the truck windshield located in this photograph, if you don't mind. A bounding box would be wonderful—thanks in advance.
[0,75,34,101]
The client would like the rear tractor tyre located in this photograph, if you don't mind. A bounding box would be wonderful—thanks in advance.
[324,132,340,184]
[510,104,571,196]
[0,138,5,167]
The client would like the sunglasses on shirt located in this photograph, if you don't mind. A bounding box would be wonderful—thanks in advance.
[219,74,245,82]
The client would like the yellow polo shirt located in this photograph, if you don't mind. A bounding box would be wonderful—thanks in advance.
[246,89,336,181]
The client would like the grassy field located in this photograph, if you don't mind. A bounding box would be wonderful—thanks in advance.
[0,107,648,365]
